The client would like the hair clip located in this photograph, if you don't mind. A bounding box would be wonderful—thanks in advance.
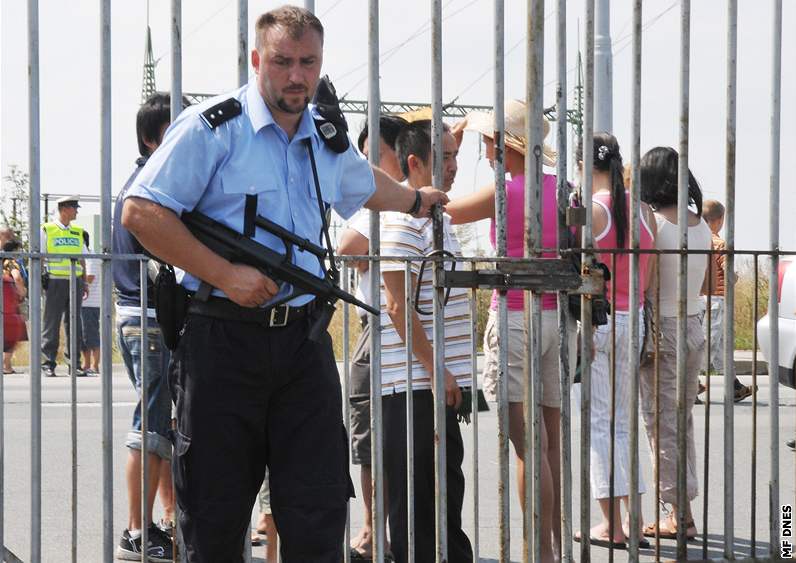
[597,145,610,161]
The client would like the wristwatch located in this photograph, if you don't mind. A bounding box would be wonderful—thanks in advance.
[406,189,422,216]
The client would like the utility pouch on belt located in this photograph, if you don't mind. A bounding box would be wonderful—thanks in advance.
[154,264,189,351]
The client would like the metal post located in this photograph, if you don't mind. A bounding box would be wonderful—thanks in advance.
[720,0,738,558]
[0,254,4,558]
[525,0,544,560]
[555,0,572,560]
[27,0,43,560]
[237,0,248,87]
[768,0,783,552]
[675,2,691,558]
[492,1,511,561]
[593,0,613,132]
[580,2,596,560]
[342,264,352,563]
[366,3,385,562]
[430,2,448,560]
[139,262,150,563]
[100,1,114,560]
[69,261,79,563]
[404,263,416,563]
[171,0,182,121]
[627,0,642,559]
[304,0,315,13]
[468,279,479,563]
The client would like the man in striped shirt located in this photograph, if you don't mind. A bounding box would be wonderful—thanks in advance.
[379,120,473,563]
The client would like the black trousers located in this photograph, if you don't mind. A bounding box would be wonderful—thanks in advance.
[169,313,353,563]
[41,277,83,369]
[383,390,473,563]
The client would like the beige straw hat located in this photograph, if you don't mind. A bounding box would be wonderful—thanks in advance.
[464,99,556,166]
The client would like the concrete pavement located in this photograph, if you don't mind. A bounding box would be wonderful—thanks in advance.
[1,365,795,562]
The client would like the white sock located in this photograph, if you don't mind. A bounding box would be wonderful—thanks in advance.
[129,529,142,540]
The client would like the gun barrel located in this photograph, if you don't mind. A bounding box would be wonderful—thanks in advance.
[255,215,327,260]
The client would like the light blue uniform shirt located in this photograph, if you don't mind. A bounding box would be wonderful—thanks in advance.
[127,79,376,306]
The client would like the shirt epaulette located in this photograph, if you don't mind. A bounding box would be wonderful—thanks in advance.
[199,98,242,130]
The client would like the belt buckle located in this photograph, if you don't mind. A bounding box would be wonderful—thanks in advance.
[269,304,290,327]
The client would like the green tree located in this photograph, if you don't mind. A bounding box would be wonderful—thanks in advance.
[1,165,30,245]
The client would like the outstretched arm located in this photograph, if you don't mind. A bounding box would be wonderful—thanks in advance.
[446,184,496,225]
[364,167,449,216]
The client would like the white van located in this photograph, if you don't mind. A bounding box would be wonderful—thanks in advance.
[758,259,796,388]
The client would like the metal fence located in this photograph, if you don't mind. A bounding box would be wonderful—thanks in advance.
[2,0,790,562]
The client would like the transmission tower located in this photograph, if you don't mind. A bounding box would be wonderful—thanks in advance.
[141,2,156,103]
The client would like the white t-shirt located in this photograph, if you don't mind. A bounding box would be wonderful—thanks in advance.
[378,212,472,395]
[347,209,373,317]
[82,245,101,308]
[654,214,712,317]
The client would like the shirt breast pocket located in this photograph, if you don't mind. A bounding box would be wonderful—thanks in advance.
[220,173,284,214]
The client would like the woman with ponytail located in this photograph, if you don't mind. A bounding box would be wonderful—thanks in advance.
[575,133,656,549]
[639,146,711,539]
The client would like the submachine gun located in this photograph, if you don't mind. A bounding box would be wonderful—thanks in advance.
[183,210,378,339]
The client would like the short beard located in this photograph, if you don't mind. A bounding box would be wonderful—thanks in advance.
[276,96,310,114]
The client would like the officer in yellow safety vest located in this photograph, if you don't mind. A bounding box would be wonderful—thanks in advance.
[40,195,89,377]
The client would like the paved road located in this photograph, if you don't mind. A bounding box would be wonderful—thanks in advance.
[1,365,795,562]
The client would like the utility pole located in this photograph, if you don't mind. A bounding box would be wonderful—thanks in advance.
[594,0,613,132]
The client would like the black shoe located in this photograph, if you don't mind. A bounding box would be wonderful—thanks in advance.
[694,396,704,405]
[734,384,756,403]
[787,439,795,451]
[116,526,173,562]
[42,367,56,378]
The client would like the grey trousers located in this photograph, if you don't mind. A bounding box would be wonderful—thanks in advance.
[41,277,83,369]
[640,315,704,505]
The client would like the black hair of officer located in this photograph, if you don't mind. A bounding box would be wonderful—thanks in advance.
[394,119,451,178]
[136,93,191,157]
[357,115,409,153]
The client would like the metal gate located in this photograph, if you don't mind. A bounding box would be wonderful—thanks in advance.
[1,0,791,562]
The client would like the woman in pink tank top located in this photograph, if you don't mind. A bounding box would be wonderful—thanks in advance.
[447,99,575,561]
[575,133,657,549]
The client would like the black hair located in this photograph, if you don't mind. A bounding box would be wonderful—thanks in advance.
[136,93,190,157]
[640,146,703,216]
[2,239,21,252]
[357,115,409,153]
[395,120,433,178]
[576,132,628,247]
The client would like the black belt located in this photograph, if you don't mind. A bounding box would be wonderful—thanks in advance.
[187,297,316,328]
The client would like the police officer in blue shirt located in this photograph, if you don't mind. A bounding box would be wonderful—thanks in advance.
[122,6,448,563]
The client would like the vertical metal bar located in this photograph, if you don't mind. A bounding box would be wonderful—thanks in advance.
[555,0,572,557]
[27,0,43,559]
[100,0,115,559]
[675,2,691,558]
[768,0,783,553]
[492,1,510,560]
[751,255,760,557]
[170,0,182,121]
[723,0,738,558]
[627,1,643,558]
[430,2,448,560]
[69,261,79,563]
[139,261,150,563]
[304,0,315,13]
[366,3,385,562]
[702,255,713,560]
[653,263,661,562]
[525,0,545,560]
[580,1,596,560]
[237,0,248,87]
[404,263,416,563]
[608,255,617,563]
[342,264,352,563]
[469,280,479,563]
[0,252,4,557]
